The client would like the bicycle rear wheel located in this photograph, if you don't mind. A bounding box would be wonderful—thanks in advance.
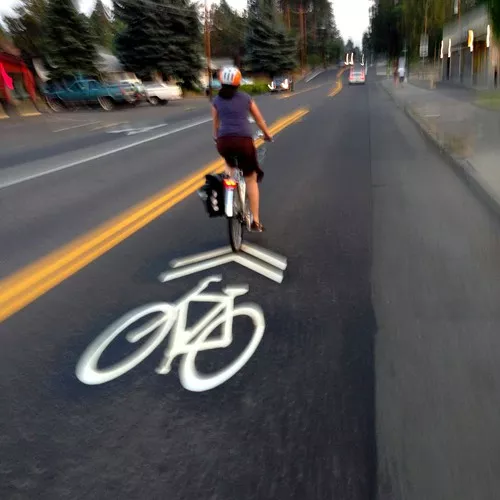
[228,216,243,252]
[228,192,244,252]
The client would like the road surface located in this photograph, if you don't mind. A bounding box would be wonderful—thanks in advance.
[1,68,499,500]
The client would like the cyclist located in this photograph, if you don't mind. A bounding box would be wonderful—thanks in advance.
[212,66,273,232]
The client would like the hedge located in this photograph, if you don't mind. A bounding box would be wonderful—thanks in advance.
[240,82,270,95]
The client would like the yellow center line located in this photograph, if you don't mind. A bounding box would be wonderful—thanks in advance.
[328,79,343,97]
[328,67,346,97]
[336,67,348,78]
[0,107,309,324]
[278,83,327,99]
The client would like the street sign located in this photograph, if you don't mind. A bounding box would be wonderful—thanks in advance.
[420,34,429,58]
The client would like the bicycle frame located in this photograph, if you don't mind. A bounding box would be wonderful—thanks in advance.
[223,170,246,219]
[156,277,249,374]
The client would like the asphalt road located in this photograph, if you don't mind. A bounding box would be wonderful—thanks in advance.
[1,68,500,499]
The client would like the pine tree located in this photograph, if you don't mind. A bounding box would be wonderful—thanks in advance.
[210,0,247,60]
[244,0,296,76]
[4,0,48,58]
[276,30,297,73]
[44,0,97,79]
[114,0,202,85]
[90,0,115,51]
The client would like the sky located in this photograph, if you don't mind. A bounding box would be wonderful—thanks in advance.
[1,0,370,47]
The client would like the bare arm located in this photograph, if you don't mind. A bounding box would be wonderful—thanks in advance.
[211,105,219,140]
[249,100,272,140]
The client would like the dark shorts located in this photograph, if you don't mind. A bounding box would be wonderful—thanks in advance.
[216,136,264,182]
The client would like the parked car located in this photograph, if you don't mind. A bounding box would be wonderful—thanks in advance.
[268,76,293,93]
[204,79,222,96]
[120,79,147,99]
[144,82,183,105]
[44,78,141,111]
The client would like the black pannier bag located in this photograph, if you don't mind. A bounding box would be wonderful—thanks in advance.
[198,173,226,217]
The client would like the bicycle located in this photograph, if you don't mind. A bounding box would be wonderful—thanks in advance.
[75,276,265,392]
[224,131,269,252]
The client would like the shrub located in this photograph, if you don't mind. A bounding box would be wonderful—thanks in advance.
[240,82,270,95]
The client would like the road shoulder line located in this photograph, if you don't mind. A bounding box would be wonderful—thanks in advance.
[0,117,213,191]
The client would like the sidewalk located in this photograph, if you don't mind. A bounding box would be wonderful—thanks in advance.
[380,78,500,217]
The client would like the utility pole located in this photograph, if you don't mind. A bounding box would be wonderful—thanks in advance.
[304,9,308,67]
[292,3,309,73]
[299,3,304,71]
[204,0,212,100]
[458,0,462,82]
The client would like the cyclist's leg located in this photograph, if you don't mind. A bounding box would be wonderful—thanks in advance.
[216,137,238,176]
[245,172,260,224]
[239,137,263,229]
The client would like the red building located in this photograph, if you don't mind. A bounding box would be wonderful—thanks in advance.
[0,38,37,105]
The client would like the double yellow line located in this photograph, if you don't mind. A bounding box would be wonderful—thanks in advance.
[328,67,346,97]
[0,107,309,324]
[278,83,325,100]
[329,79,343,97]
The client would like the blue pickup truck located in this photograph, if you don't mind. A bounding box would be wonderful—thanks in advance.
[44,78,143,111]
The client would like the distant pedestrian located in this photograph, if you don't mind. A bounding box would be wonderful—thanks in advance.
[398,66,405,86]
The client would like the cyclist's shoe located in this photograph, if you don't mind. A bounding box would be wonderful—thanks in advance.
[250,221,265,232]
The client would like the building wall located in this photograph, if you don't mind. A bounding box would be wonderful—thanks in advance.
[0,53,37,103]
[441,5,498,88]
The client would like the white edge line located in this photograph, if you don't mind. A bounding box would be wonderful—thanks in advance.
[53,121,100,132]
[126,123,169,135]
[0,117,212,190]
[305,69,324,83]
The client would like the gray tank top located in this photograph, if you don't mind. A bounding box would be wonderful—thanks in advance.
[213,91,253,138]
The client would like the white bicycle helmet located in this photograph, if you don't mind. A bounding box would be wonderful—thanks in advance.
[219,66,242,86]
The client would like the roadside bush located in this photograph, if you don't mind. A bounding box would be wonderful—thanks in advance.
[240,82,269,95]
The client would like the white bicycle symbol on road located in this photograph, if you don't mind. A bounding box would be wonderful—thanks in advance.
[76,276,265,392]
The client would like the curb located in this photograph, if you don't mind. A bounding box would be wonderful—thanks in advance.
[379,81,500,220]
[304,69,324,83]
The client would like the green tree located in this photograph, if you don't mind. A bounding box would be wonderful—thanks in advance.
[90,0,115,51]
[114,0,202,85]
[480,0,500,40]
[276,0,343,66]
[3,0,48,58]
[369,0,404,58]
[209,0,247,60]
[44,0,97,79]
[244,0,296,75]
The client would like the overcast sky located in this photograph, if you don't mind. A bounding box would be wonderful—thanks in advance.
[1,0,370,47]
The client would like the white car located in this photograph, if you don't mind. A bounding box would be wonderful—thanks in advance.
[144,82,183,105]
[348,66,366,85]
